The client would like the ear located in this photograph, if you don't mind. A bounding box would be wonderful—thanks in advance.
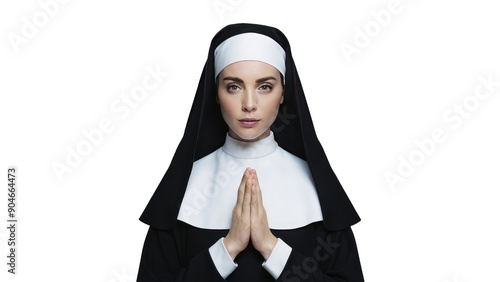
[280,92,284,104]
[216,94,220,104]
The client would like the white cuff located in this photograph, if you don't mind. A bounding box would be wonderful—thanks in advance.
[262,238,292,279]
[208,237,238,279]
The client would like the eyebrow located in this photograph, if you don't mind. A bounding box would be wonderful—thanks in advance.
[222,76,277,84]
[256,76,277,83]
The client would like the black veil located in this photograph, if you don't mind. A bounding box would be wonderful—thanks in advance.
[139,23,360,231]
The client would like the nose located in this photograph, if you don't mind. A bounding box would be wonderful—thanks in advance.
[242,90,256,112]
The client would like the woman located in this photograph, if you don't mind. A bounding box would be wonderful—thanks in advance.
[137,23,364,281]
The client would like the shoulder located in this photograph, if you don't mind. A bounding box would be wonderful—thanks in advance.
[191,147,224,173]
[273,146,312,176]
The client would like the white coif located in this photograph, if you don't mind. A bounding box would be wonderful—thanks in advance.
[214,32,286,83]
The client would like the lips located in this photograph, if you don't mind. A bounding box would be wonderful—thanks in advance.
[238,118,260,128]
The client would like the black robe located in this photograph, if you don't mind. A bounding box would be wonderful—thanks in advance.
[137,221,364,281]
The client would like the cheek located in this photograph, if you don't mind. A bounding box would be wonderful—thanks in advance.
[218,97,235,119]
[267,97,282,120]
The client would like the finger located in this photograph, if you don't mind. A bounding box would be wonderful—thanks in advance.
[250,178,260,217]
[253,169,261,192]
[248,169,254,182]
[242,177,252,217]
[236,168,249,208]
[250,170,262,206]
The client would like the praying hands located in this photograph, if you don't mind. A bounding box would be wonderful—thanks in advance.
[223,167,278,261]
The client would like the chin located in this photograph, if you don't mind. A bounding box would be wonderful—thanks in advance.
[232,127,267,142]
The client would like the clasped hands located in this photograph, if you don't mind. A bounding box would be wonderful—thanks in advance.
[223,167,278,261]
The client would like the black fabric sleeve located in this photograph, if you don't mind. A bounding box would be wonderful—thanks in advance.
[277,227,364,282]
[136,226,226,282]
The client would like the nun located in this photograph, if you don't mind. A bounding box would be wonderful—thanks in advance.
[137,23,364,281]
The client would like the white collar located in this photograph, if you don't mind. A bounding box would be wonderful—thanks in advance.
[178,130,323,229]
[221,131,278,159]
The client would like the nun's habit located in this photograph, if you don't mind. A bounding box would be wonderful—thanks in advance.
[137,23,364,281]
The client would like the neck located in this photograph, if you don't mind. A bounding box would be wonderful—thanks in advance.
[222,130,278,159]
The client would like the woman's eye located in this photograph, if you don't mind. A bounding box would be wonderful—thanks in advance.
[227,85,240,92]
[259,85,272,92]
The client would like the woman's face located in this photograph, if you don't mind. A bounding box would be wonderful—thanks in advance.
[217,60,284,142]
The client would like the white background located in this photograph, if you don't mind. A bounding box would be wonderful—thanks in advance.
[1,0,499,281]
